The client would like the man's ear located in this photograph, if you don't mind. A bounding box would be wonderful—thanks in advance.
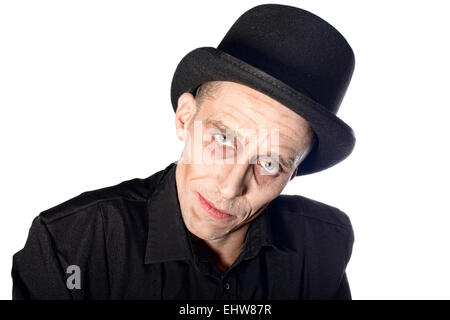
[175,92,197,142]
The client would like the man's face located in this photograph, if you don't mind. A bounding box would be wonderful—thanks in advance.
[175,81,314,241]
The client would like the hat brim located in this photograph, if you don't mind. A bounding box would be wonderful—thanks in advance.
[170,47,355,176]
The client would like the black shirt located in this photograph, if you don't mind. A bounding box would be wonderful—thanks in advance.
[11,162,354,300]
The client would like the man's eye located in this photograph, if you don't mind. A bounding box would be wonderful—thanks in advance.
[213,133,233,147]
[258,159,280,175]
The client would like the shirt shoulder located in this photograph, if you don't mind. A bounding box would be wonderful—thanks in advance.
[267,194,354,265]
[38,167,167,225]
[13,166,171,299]
[270,194,352,228]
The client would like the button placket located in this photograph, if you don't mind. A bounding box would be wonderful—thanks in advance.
[223,281,231,291]
[220,274,236,299]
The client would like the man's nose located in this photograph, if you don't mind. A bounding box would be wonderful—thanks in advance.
[218,164,249,200]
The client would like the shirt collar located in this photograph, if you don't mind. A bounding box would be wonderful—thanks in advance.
[144,161,292,265]
[144,161,192,264]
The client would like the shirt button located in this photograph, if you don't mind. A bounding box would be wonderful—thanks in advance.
[223,281,231,291]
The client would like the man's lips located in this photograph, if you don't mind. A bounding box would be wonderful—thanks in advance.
[196,192,236,220]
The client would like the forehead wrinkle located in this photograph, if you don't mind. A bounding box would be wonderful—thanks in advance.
[244,90,279,109]
[208,110,258,139]
[246,96,311,135]
[248,119,300,151]
[275,131,302,148]
[239,104,311,149]
[222,109,257,129]
[274,145,300,163]
[250,106,300,136]
[267,114,310,135]
[243,91,306,130]
[269,116,314,150]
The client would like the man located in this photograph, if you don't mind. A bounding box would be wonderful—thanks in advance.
[12,4,356,299]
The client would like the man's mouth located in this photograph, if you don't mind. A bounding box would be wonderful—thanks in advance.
[196,192,236,220]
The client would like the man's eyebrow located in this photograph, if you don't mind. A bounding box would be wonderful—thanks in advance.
[204,117,296,170]
[204,118,244,141]
[269,153,296,170]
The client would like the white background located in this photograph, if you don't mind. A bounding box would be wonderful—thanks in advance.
[1,0,449,300]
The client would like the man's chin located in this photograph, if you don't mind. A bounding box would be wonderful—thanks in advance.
[186,208,245,241]
[191,227,231,241]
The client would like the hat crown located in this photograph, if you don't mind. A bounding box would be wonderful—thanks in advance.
[170,4,357,175]
[217,4,355,114]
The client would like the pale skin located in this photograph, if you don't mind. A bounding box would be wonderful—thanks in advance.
[174,81,315,272]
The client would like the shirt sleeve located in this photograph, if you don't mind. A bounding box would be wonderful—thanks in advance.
[11,216,72,300]
[334,219,355,300]
[334,271,352,300]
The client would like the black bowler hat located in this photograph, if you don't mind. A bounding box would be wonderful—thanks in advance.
[170,4,356,175]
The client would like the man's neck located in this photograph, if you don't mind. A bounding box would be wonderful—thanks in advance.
[191,224,250,273]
